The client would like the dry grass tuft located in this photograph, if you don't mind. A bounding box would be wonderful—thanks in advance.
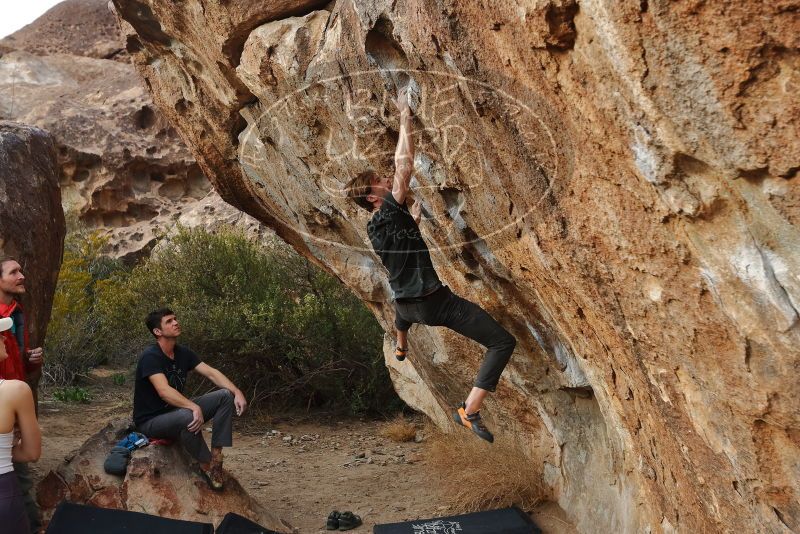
[379,415,418,442]
[427,425,545,513]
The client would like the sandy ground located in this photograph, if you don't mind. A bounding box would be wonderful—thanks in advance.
[33,376,577,533]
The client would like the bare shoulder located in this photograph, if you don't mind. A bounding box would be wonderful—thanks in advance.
[0,379,32,401]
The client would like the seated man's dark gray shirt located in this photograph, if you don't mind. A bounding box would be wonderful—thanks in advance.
[133,343,200,426]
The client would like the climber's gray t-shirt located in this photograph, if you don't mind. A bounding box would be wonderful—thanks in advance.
[367,192,441,300]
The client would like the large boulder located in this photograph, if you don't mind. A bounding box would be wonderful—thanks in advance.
[0,121,65,355]
[112,1,799,533]
[37,419,292,532]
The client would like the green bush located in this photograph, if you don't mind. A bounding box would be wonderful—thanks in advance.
[45,225,400,415]
[111,373,126,386]
[44,227,125,384]
[52,386,92,403]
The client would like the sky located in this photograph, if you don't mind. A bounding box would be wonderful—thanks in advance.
[0,1,64,39]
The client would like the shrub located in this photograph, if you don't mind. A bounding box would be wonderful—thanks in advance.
[427,425,545,513]
[52,386,92,403]
[45,225,400,415]
[111,373,126,386]
[379,415,418,442]
[44,226,125,385]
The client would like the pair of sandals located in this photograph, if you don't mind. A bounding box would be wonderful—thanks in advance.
[327,511,362,531]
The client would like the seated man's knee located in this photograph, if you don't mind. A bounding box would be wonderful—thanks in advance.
[174,408,195,427]
[176,409,204,438]
[219,388,234,403]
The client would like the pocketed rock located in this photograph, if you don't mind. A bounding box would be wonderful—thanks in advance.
[0,0,282,260]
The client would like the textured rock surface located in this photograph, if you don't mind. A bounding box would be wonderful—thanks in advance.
[0,0,213,259]
[113,1,799,532]
[0,0,127,61]
[37,419,292,532]
[0,121,65,358]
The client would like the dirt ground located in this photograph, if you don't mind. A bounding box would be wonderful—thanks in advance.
[33,374,577,533]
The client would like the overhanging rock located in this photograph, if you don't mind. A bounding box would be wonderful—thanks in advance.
[111,1,800,532]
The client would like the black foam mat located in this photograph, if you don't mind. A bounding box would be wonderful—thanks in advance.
[373,506,541,534]
[216,512,281,534]
[45,502,213,534]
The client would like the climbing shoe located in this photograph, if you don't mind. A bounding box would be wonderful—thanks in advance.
[338,511,362,531]
[326,511,341,530]
[395,346,408,361]
[452,403,494,443]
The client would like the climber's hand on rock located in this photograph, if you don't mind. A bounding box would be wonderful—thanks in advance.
[396,88,410,115]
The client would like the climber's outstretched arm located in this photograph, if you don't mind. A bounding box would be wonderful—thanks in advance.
[392,89,414,206]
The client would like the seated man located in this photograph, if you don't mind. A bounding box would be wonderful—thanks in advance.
[132,308,247,490]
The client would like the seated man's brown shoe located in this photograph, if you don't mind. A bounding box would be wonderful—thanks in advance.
[200,461,225,491]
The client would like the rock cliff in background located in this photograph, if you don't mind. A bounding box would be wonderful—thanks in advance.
[112,1,799,532]
[0,121,65,362]
[0,0,127,61]
[0,0,220,259]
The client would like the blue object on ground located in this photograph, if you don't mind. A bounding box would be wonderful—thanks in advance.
[116,432,149,451]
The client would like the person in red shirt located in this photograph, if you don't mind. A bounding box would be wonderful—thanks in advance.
[0,257,43,532]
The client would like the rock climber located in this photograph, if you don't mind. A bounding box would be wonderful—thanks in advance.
[345,90,516,443]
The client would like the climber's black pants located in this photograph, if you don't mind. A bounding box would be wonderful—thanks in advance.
[394,285,516,391]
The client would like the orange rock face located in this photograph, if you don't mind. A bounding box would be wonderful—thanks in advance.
[111,1,799,532]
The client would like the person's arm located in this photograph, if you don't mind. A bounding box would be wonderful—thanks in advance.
[148,373,205,433]
[0,340,7,362]
[11,381,41,463]
[391,89,414,206]
[193,362,248,416]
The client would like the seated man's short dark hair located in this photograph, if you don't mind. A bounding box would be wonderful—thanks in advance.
[346,170,377,212]
[145,308,175,337]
